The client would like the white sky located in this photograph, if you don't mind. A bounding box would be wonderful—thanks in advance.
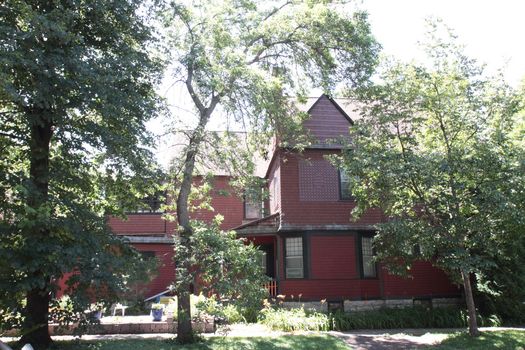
[150,0,525,167]
[363,0,525,86]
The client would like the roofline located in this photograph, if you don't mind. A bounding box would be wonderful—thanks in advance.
[263,146,280,179]
[231,212,280,231]
[262,95,354,177]
[314,94,355,125]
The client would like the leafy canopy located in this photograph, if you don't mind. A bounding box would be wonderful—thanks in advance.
[334,21,525,279]
[0,0,164,333]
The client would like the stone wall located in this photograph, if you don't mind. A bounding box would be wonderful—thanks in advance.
[46,318,214,335]
[283,297,462,312]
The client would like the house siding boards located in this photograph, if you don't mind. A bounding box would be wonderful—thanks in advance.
[108,214,167,235]
[133,243,175,297]
[310,235,357,279]
[303,95,353,144]
[110,176,245,236]
[279,150,383,227]
[381,261,459,298]
[190,176,245,230]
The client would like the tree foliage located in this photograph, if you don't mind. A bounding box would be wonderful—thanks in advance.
[173,218,267,313]
[0,0,163,347]
[162,0,379,343]
[335,21,525,336]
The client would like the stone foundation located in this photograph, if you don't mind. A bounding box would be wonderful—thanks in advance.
[4,317,215,337]
[47,318,214,335]
[283,297,462,312]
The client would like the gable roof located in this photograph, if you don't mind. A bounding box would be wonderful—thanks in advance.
[300,94,359,148]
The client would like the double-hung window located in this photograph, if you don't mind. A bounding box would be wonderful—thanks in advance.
[339,170,353,200]
[361,235,377,278]
[285,237,304,279]
[244,188,262,219]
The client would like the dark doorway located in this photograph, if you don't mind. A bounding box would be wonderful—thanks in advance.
[258,244,275,278]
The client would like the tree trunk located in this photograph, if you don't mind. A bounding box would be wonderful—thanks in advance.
[461,269,479,337]
[20,284,51,349]
[174,72,218,342]
[20,110,54,349]
[174,127,203,343]
[176,283,193,343]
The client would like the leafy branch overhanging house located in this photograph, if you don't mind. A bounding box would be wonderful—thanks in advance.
[108,95,461,311]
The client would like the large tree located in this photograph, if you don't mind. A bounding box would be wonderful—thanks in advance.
[0,0,162,348]
[335,22,525,336]
[163,0,379,343]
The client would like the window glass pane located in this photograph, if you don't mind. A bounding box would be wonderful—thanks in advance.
[285,267,304,279]
[340,170,352,199]
[286,256,303,268]
[245,198,261,219]
[244,187,262,219]
[361,236,377,278]
[285,237,304,278]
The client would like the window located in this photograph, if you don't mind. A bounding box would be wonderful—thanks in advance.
[271,175,280,210]
[361,235,377,278]
[135,192,165,213]
[285,237,304,279]
[339,170,352,200]
[244,189,262,219]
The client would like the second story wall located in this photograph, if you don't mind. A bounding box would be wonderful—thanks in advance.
[279,149,383,228]
[109,176,245,235]
[191,176,245,230]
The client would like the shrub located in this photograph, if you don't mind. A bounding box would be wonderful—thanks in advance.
[259,307,331,331]
[195,295,245,324]
[259,306,501,331]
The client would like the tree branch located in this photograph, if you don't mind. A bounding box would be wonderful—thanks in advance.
[0,131,25,141]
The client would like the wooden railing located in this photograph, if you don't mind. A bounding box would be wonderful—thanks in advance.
[264,279,278,297]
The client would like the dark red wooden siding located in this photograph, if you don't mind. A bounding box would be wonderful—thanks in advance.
[279,149,383,226]
[132,243,175,297]
[310,235,357,279]
[304,95,352,144]
[109,176,244,235]
[381,261,459,298]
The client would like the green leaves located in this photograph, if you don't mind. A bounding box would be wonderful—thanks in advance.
[338,21,525,280]
[173,220,267,309]
[0,0,165,339]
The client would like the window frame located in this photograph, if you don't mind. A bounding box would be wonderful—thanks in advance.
[243,191,263,220]
[284,235,307,279]
[128,191,166,214]
[338,169,354,200]
[358,233,378,279]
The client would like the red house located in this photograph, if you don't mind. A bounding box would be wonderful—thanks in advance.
[110,95,460,311]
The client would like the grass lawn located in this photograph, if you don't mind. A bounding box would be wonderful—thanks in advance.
[433,330,525,350]
[48,335,350,350]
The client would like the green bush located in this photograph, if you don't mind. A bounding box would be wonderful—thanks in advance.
[195,295,246,324]
[259,307,331,331]
[259,306,501,331]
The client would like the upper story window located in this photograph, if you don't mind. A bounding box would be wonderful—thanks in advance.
[339,170,353,200]
[134,192,165,213]
[361,235,377,278]
[244,188,262,219]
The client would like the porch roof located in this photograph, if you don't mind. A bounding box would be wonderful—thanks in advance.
[232,212,280,235]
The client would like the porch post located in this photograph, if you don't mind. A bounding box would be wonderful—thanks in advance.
[275,235,281,295]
